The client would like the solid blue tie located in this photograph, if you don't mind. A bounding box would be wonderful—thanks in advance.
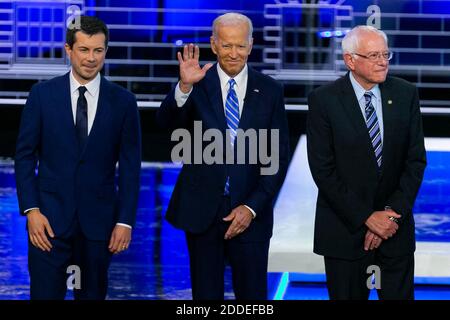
[364,92,383,169]
[76,86,88,150]
[224,79,240,195]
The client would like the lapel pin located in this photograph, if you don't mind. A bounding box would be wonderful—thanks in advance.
[388,100,392,105]
[254,89,259,93]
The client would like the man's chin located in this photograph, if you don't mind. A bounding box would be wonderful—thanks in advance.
[374,75,387,84]
[81,71,98,81]
[223,66,243,78]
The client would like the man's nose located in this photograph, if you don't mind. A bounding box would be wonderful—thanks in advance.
[230,46,238,58]
[87,51,96,61]
[378,58,388,66]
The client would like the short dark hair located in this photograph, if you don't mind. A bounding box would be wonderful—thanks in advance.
[66,15,109,49]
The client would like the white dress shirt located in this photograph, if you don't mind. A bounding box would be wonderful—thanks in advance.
[174,64,256,218]
[69,70,100,135]
[26,69,131,229]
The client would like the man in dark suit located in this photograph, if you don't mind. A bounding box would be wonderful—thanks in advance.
[157,13,289,300]
[307,25,426,300]
[15,16,141,300]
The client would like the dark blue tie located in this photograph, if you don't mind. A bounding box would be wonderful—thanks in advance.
[76,86,88,149]
[224,79,240,195]
[364,92,383,168]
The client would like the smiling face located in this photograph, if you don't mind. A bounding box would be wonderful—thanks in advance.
[65,31,106,84]
[210,23,253,78]
[344,31,389,90]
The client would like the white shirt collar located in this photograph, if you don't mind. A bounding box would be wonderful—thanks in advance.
[216,63,248,90]
[69,69,101,97]
[349,71,380,101]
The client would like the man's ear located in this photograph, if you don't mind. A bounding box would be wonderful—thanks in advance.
[210,36,217,55]
[248,38,253,55]
[343,53,355,71]
[64,43,72,57]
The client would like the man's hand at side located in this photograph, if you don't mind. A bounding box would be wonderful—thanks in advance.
[223,205,254,240]
[108,225,132,254]
[27,209,54,252]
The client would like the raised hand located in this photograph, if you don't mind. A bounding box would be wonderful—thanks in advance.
[177,43,213,93]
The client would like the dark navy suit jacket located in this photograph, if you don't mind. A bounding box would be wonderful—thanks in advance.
[307,74,426,259]
[157,65,290,242]
[15,72,141,241]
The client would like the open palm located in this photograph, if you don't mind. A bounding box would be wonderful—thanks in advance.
[178,43,213,87]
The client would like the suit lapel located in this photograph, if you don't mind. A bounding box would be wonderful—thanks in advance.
[56,72,79,154]
[238,67,258,131]
[204,66,227,133]
[379,79,394,175]
[338,73,379,171]
[338,73,368,137]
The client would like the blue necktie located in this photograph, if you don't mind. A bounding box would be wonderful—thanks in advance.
[364,92,383,169]
[76,86,88,150]
[224,79,240,195]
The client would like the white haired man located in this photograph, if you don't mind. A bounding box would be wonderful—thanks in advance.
[307,25,426,300]
[157,13,289,299]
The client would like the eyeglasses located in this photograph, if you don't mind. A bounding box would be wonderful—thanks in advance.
[352,51,393,61]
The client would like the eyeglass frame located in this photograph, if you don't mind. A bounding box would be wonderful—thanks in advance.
[351,51,394,61]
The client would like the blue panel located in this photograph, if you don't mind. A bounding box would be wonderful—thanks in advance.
[30,27,39,41]
[398,52,440,65]
[17,46,27,57]
[17,8,28,21]
[17,27,27,41]
[29,8,39,22]
[54,28,63,42]
[414,151,450,242]
[42,27,51,41]
[30,47,38,57]
[400,18,442,31]
[41,8,51,21]
[53,8,63,22]
[422,1,450,14]
[54,47,63,58]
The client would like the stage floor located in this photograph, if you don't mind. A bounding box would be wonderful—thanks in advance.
[1,136,449,299]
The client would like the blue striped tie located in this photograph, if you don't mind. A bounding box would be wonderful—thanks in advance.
[364,92,383,169]
[224,79,240,195]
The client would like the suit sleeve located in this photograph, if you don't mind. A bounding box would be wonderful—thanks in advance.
[14,85,41,215]
[306,89,374,233]
[117,95,142,227]
[156,85,194,129]
[244,83,290,216]
[386,87,426,222]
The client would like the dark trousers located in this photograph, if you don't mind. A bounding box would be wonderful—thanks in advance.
[28,218,112,300]
[324,251,415,300]
[185,196,270,300]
